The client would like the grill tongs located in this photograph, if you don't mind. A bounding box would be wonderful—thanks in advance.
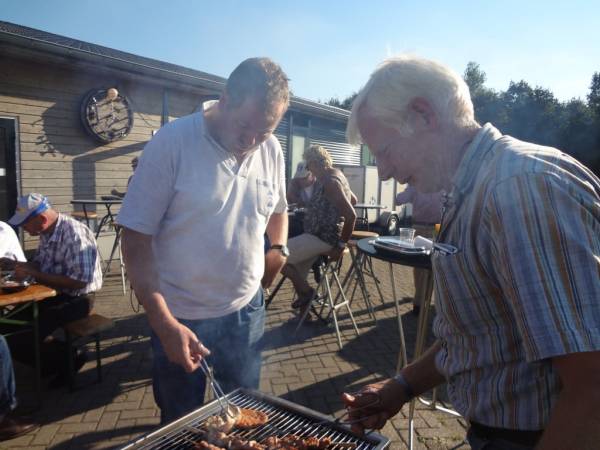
[198,358,238,419]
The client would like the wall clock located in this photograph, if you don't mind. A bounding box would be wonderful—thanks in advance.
[80,88,134,143]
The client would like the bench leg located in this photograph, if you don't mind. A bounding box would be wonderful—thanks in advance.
[95,335,102,383]
[66,331,75,392]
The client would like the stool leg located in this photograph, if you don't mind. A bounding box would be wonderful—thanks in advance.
[366,256,386,305]
[95,335,102,382]
[331,268,360,337]
[324,268,344,350]
[354,253,377,321]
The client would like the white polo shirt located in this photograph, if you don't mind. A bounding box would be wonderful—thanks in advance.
[117,106,286,319]
[0,221,25,261]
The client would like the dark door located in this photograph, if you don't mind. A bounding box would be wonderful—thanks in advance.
[0,119,18,221]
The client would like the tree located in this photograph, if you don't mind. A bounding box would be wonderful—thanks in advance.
[325,92,358,110]
[464,62,487,95]
[588,72,600,117]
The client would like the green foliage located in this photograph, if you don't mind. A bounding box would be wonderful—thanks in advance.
[464,64,600,176]
[325,92,358,110]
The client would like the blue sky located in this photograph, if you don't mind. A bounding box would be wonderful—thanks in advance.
[2,0,599,103]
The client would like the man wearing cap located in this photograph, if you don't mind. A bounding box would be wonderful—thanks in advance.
[4,193,102,385]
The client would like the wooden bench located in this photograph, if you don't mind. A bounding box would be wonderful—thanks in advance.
[64,313,115,391]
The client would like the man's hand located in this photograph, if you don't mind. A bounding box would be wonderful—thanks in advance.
[158,322,211,373]
[342,378,408,436]
[262,249,287,289]
[0,257,16,271]
[13,262,38,280]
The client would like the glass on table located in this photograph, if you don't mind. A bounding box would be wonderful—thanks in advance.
[398,227,416,245]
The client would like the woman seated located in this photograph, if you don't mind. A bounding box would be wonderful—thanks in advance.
[281,145,357,310]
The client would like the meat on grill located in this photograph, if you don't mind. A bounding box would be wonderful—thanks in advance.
[236,408,269,429]
[261,435,333,449]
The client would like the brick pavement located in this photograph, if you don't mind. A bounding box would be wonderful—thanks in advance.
[1,259,469,450]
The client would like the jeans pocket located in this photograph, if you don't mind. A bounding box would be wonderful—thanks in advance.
[245,289,265,312]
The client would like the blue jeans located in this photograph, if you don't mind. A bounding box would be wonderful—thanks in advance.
[151,289,265,424]
[0,335,17,417]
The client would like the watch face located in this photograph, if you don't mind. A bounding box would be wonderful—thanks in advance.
[281,245,290,257]
[80,88,134,144]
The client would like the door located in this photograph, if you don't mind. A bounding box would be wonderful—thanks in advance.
[0,119,18,221]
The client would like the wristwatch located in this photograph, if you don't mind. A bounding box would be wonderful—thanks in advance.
[270,244,290,257]
[392,372,415,401]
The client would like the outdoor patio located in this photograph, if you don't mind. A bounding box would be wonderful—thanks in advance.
[2,259,469,450]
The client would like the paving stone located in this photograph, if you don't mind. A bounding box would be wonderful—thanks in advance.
[10,262,471,450]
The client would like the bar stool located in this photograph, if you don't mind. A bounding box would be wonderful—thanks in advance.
[338,231,385,321]
[70,210,98,231]
[295,249,360,349]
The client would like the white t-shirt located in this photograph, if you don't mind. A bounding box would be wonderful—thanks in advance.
[117,106,287,319]
[0,221,26,261]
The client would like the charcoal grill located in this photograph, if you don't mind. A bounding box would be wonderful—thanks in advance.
[120,388,389,449]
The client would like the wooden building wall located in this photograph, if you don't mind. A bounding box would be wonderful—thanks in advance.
[0,55,214,247]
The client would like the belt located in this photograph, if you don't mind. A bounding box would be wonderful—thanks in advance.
[470,422,543,447]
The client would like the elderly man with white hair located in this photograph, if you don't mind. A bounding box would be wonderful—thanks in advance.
[342,55,600,450]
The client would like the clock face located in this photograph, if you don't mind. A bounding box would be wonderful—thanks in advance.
[80,88,134,144]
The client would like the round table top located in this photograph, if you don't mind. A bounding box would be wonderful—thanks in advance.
[356,237,432,270]
[351,230,380,239]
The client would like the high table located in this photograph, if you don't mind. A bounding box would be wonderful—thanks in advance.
[356,238,457,450]
[0,284,57,405]
[70,198,126,293]
[353,204,386,230]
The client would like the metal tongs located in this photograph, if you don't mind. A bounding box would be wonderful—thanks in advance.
[198,358,238,419]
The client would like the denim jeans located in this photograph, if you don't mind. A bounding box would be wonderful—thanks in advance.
[467,427,536,450]
[0,335,17,417]
[151,288,265,424]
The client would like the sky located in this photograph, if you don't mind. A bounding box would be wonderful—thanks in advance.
[2,0,599,103]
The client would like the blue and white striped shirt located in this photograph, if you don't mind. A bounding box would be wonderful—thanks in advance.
[34,214,103,296]
[433,123,600,430]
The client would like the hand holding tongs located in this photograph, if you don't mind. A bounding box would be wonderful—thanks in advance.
[198,358,238,419]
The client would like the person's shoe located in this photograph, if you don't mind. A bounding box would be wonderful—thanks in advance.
[48,350,88,389]
[0,415,38,441]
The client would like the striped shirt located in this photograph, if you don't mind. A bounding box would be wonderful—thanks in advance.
[34,214,103,296]
[432,123,600,430]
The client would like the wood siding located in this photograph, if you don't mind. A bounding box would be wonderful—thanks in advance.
[0,56,214,248]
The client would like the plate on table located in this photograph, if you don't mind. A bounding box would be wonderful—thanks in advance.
[0,279,31,293]
[373,237,430,255]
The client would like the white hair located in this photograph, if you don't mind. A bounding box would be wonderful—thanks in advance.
[347,54,477,144]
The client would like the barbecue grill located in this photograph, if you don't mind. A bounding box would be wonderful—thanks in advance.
[120,388,390,449]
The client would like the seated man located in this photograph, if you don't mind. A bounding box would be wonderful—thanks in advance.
[0,335,37,441]
[110,156,138,198]
[4,193,103,387]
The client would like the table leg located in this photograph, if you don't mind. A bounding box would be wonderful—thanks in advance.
[390,263,408,374]
[32,302,41,408]
[82,204,90,228]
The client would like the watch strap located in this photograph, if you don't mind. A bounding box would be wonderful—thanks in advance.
[392,372,415,400]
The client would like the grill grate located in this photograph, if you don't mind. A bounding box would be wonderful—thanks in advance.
[120,389,389,450]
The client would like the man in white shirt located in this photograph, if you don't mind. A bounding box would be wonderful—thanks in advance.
[118,58,290,424]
